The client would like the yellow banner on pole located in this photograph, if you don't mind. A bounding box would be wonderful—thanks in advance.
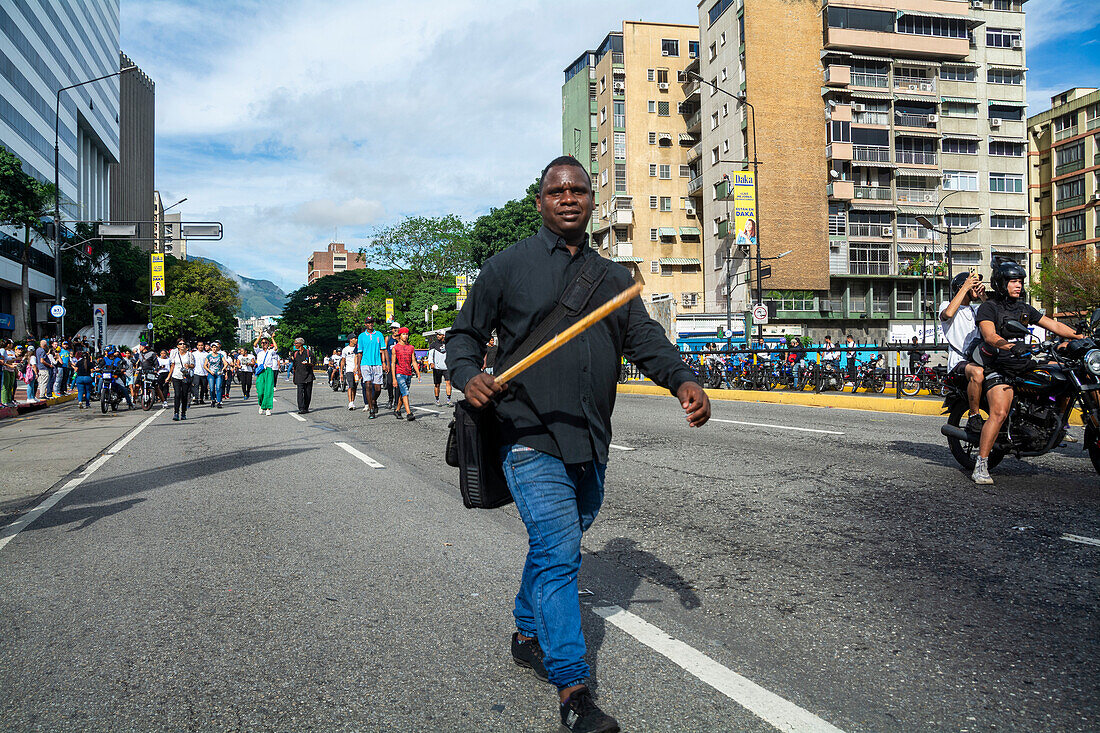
[456,275,468,309]
[384,298,394,323]
[150,253,165,297]
[732,171,757,250]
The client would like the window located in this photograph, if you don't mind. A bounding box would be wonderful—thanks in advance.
[896,288,915,313]
[1053,112,1076,135]
[647,69,655,82]
[721,67,728,82]
[945,213,980,230]
[613,101,625,128]
[681,197,692,211]
[722,139,730,153]
[1055,141,1084,167]
[600,169,608,186]
[943,170,979,191]
[711,147,720,164]
[943,101,978,117]
[599,106,606,124]
[649,131,657,145]
[828,203,847,236]
[988,104,1024,121]
[710,77,718,95]
[649,164,659,177]
[599,76,606,94]
[990,214,1025,229]
[1057,176,1085,204]
[942,138,979,154]
[1057,213,1085,239]
[940,66,976,82]
[952,251,981,268]
[708,42,717,61]
[650,230,659,242]
[989,172,1023,193]
[848,282,868,311]
[679,165,691,177]
[987,68,1023,85]
[651,259,659,272]
[659,164,671,179]
[649,195,658,209]
[986,28,1022,48]
[656,69,669,85]
[657,101,670,116]
[849,242,890,276]
[660,196,672,211]
[591,113,597,128]
[721,102,728,117]
[661,39,679,57]
[872,286,891,314]
[828,120,851,143]
[600,138,607,155]
[613,132,625,160]
[993,0,1022,9]
[713,217,722,237]
[711,112,720,130]
[658,132,672,148]
[682,292,698,307]
[826,7,894,33]
[720,31,727,45]
[897,14,968,39]
[648,100,656,113]
[989,141,1025,157]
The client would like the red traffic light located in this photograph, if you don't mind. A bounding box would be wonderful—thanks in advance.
[84,244,93,256]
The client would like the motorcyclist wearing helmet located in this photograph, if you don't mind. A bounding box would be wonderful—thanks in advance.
[972,259,1081,485]
[939,271,986,434]
[97,345,133,409]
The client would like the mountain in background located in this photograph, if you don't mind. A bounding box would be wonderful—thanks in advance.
[190,256,288,319]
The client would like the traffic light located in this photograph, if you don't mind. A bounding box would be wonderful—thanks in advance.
[84,243,94,256]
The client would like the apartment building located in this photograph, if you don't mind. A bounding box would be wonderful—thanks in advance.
[564,22,705,313]
[307,242,365,284]
[696,0,1028,340]
[1028,87,1100,311]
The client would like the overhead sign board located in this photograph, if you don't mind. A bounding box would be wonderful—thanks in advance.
[180,223,222,239]
[98,223,137,238]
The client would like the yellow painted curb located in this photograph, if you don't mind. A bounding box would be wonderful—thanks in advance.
[616,382,1087,426]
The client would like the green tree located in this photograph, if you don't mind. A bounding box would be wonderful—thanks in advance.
[149,257,240,348]
[0,146,56,338]
[1032,251,1100,319]
[362,215,471,282]
[467,179,541,267]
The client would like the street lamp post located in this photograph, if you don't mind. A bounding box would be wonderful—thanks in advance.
[917,193,978,337]
[688,71,763,338]
[53,66,136,337]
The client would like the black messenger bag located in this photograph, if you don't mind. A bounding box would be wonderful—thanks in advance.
[445,256,608,509]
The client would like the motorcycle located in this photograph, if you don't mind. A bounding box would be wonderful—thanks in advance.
[940,314,1100,474]
[139,370,159,411]
[851,354,887,393]
[99,369,127,413]
[330,366,344,392]
[901,353,948,396]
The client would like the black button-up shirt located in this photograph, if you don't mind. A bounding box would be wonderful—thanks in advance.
[447,226,696,465]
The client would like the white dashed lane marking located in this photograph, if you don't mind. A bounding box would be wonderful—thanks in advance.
[710,418,844,435]
[287,411,306,422]
[1061,533,1100,548]
[334,441,385,469]
[609,444,636,451]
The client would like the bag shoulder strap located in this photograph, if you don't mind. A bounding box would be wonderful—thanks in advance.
[500,255,608,373]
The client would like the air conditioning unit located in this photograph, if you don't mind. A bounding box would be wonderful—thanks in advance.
[820,300,834,313]
[908,84,919,91]
[677,71,688,83]
[1093,193,1100,202]
[1011,38,1022,48]
[1034,229,1043,237]
[970,0,982,8]
[990,118,1002,127]
[613,84,625,94]
[928,114,939,123]
[882,227,893,236]
[852,103,866,113]
[658,82,669,91]
[662,50,670,56]
[686,210,696,218]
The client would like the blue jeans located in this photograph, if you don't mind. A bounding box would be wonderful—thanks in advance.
[74,375,94,403]
[501,443,606,690]
[395,373,411,396]
[207,374,224,403]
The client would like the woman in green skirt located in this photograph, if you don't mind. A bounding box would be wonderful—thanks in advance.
[253,335,279,416]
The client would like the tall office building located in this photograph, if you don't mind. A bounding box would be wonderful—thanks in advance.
[1027,87,1100,313]
[564,22,705,314]
[696,0,1028,340]
[0,0,121,337]
[153,191,188,260]
[109,51,155,250]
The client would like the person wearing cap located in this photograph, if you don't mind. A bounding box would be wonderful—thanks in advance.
[391,327,420,420]
[356,317,388,418]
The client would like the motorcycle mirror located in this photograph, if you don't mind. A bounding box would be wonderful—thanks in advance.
[1003,320,1029,338]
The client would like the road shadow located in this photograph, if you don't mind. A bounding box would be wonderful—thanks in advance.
[581,537,701,692]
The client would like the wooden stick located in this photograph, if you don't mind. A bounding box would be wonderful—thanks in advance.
[494,282,643,386]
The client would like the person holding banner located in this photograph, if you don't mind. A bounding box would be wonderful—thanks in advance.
[447,155,709,733]
[253,334,279,416]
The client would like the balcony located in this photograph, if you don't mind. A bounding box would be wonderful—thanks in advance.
[825,27,969,60]
[853,111,889,126]
[893,76,937,94]
[1054,125,1079,143]
[1056,194,1085,211]
[612,241,633,257]
[850,72,888,89]
[895,150,938,165]
[611,209,633,226]
[687,175,703,195]
[895,112,937,129]
[895,187,938,203]
[687,142,701,163]
[1089,115,1100,132]
[827,142,853,161]
[685,110,701,132]
[897,225,935,240]
[849,223,892,238]
[1054,159,1084,177]
[681,78,700,98]
[853,145,890,163]
[824,65,850,86]
[828,181,855,200]
[854,185,891,200]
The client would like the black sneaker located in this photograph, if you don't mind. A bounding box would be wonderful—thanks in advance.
[511,633,549,683]
[407,412,415,421]
[559,687,619,733]
[966,413,984,434]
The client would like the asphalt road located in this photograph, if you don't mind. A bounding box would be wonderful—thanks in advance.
[0,378,1096,732]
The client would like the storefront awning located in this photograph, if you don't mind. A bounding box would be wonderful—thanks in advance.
[897,242,945,253]
[850,90,892,100]
[658,258,700,265]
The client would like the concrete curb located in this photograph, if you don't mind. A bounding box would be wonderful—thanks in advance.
[616,382,1088,426]
[0,393,76,421]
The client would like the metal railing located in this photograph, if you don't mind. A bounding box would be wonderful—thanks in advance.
[851,72,888,88]
[854,146,890,162]
[854,186,891,200]
[853,112,889,126]
[896,225,934,240]
[894,77,936,93]
[895,112,935,128]
[849,223,891,237]
[895,187,938,203]
[895,150,938,165]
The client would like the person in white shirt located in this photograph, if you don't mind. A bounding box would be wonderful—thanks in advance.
[340,335,359,409]
[426,334,451,406]
[253,335,279,415]
[940,272,986,434]
[165,339,195,421]
[236,348,256,399]
[191,341,210,404]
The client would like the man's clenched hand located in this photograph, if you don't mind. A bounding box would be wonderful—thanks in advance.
[677,382,710,427]
[464,372,506,408]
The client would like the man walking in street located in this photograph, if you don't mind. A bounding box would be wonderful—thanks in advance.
[291,337,316,414]
[427,333,451,406]
[340,334,359,410]
[205,341,228,408]
[191,341,209,404]
[385,322,400,409]
[356,317,388,418]
[447,155,710,733]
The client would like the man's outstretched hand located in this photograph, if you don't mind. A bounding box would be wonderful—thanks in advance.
[464,372,506,408]
[677,382,710,427]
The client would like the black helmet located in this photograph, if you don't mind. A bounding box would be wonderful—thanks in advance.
[950,272,971,298]
[990,258,1027,298]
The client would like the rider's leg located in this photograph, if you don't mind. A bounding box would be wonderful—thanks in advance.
[978,384,1012,459]
[965,363,984,417]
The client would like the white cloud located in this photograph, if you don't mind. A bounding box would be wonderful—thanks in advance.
[1026,0,1100,47]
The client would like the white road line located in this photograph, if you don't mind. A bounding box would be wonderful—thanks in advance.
[0,409,164,552]
[334,441,385,469]
[287,411,306,422]
[710,418,844,436]
[594,605,846,733]
[1061,533,1100,548]
[413,406,441,414]
[609,444,636,451]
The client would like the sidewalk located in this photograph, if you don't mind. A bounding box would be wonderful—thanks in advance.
[0,393,76,421]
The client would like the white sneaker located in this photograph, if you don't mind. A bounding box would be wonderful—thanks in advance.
[363,405,370,412]
[259,406,264,414]
[348,401,355,410]
[972,457,993,485]
[265,409,271,416]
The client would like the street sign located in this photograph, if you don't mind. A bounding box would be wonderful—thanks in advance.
[456,295,467,310]
[759,265,772,279]
[441,287,460,294]
[151,253,165,297]
[752,303,769,325]
[49,304,66,318]
[93,304,107,352]
[147,322,155,330]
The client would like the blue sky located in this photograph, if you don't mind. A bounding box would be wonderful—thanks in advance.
[120,1,1099,293]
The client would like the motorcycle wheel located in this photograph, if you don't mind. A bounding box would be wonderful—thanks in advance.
[873,376,886,394]
[946,402,1004,471]
[900,375,920,397]
[1085,427,1100,475]
[142,390,153,411]
[100,388,109,414]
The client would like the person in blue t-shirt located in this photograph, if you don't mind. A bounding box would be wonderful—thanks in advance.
[356,316,389,418]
